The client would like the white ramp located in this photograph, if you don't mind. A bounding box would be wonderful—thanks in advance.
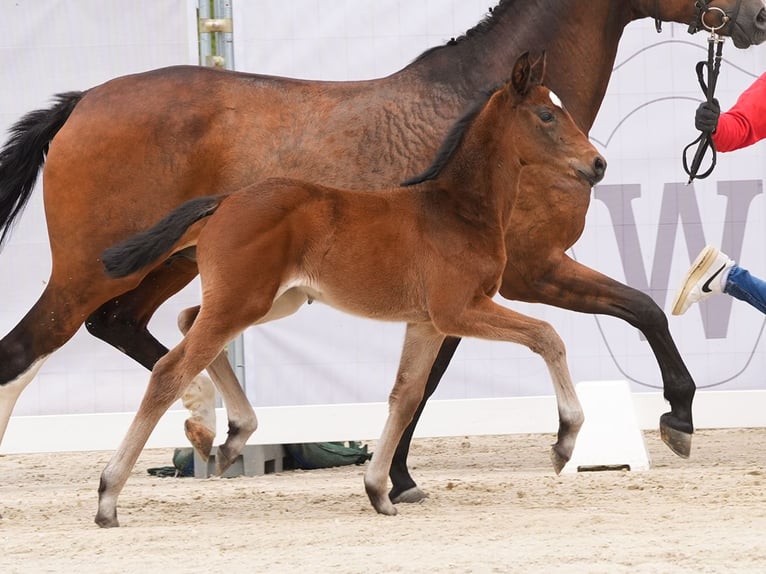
[561,380,650,473]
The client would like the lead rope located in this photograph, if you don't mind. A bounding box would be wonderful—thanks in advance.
[682,7,728,184]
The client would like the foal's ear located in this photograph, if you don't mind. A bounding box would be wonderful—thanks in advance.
[529,51,547,85]
[511,51,532,96]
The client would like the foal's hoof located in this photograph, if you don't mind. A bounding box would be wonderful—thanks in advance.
[372,499,398,516]
[94,512,120,529]
[366,485,398,516]
[185,419,215,460]
[215,445,239,476]
[550,445,570,475]
[390,486,428,504]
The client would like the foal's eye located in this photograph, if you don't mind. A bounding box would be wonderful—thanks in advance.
[538,110,555,122]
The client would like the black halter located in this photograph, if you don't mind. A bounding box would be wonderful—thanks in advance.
[653,0,742,35]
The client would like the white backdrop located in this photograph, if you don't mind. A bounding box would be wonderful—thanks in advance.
[1,1,766,423]
[0,0,199,416]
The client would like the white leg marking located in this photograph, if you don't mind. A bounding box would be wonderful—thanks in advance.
[181,374,217,435]
[0,356,49,445]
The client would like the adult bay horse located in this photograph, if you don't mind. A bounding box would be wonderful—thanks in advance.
[94,53,606,527]
[1,0,765,503]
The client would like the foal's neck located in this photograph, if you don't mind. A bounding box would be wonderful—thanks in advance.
[419,150,519,235]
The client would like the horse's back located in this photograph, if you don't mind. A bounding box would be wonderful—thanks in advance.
[42,63,447,259]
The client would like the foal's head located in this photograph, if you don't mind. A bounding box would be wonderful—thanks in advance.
[494,52,606,187]
[403,52,606,189]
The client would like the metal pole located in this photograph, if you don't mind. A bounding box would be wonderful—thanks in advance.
[197,0,245,391]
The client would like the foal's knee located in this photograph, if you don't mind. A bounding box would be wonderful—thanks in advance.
[530,322,566,361]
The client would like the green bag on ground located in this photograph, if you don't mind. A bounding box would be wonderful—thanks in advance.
[147,447,195,478]
[284,441,372,470]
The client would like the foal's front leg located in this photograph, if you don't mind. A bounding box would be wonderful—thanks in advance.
[437,298,583,473]
[364,322,445,515]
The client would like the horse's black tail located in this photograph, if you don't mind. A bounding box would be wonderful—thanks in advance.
[102,196,224,278]
[0,91,84,248]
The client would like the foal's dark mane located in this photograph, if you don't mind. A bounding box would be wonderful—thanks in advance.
[401,86,497,187]
[410,0,514,63]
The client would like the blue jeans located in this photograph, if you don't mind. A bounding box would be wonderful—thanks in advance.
[724,265,766,314]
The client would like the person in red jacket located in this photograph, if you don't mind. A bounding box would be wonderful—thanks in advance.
[672,73,766,316]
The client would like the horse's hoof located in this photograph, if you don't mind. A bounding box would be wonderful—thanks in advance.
[391,486,428,504]
[550,445,570,475]
[660,423,692,459]
[185,419,215,460]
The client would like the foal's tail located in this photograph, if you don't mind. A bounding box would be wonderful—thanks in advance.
[0,91,84,248]
[102,195,224,279]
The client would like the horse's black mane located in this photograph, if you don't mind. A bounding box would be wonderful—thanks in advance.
[401,0,516,187]
[409,0,513,64]
[401,85,498,187]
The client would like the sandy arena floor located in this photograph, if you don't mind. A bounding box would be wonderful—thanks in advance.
[1,428,765,573]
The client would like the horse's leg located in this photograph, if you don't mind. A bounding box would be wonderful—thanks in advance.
[176,288,308,474]
[436,298,584,473]
[364,322,445,516]
[0,275,137,445]
[501,254,695,457]
[388,336,461,503]
[84,255,219,457]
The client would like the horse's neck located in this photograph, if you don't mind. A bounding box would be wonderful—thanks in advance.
[398,0,676,132]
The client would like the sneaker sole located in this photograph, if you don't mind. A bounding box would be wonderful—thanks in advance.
[671,245,719,315]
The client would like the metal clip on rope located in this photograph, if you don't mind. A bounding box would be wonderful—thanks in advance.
[682,7,728,184]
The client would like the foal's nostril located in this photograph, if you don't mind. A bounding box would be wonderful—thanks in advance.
[758,8,766,25]
[593,156,607,179]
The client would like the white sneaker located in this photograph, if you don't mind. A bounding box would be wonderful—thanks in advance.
[671,245,734,315]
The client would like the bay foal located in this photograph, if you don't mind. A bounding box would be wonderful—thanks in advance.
[95,53,605,527]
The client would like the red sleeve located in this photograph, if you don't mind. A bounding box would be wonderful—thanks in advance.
[712,72,766,152]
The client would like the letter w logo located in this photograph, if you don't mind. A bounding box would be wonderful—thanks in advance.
[593,180,762,339]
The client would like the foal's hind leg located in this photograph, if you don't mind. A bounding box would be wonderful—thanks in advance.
[95,318,236,527]
[435,298,584,473]
[364,323,445,516]
[501,254,695,457]
[178,306,220,459]
[177,305,256,475]
[83,255,220,456]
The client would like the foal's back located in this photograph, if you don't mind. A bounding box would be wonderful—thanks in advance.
[195,177,507,325]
